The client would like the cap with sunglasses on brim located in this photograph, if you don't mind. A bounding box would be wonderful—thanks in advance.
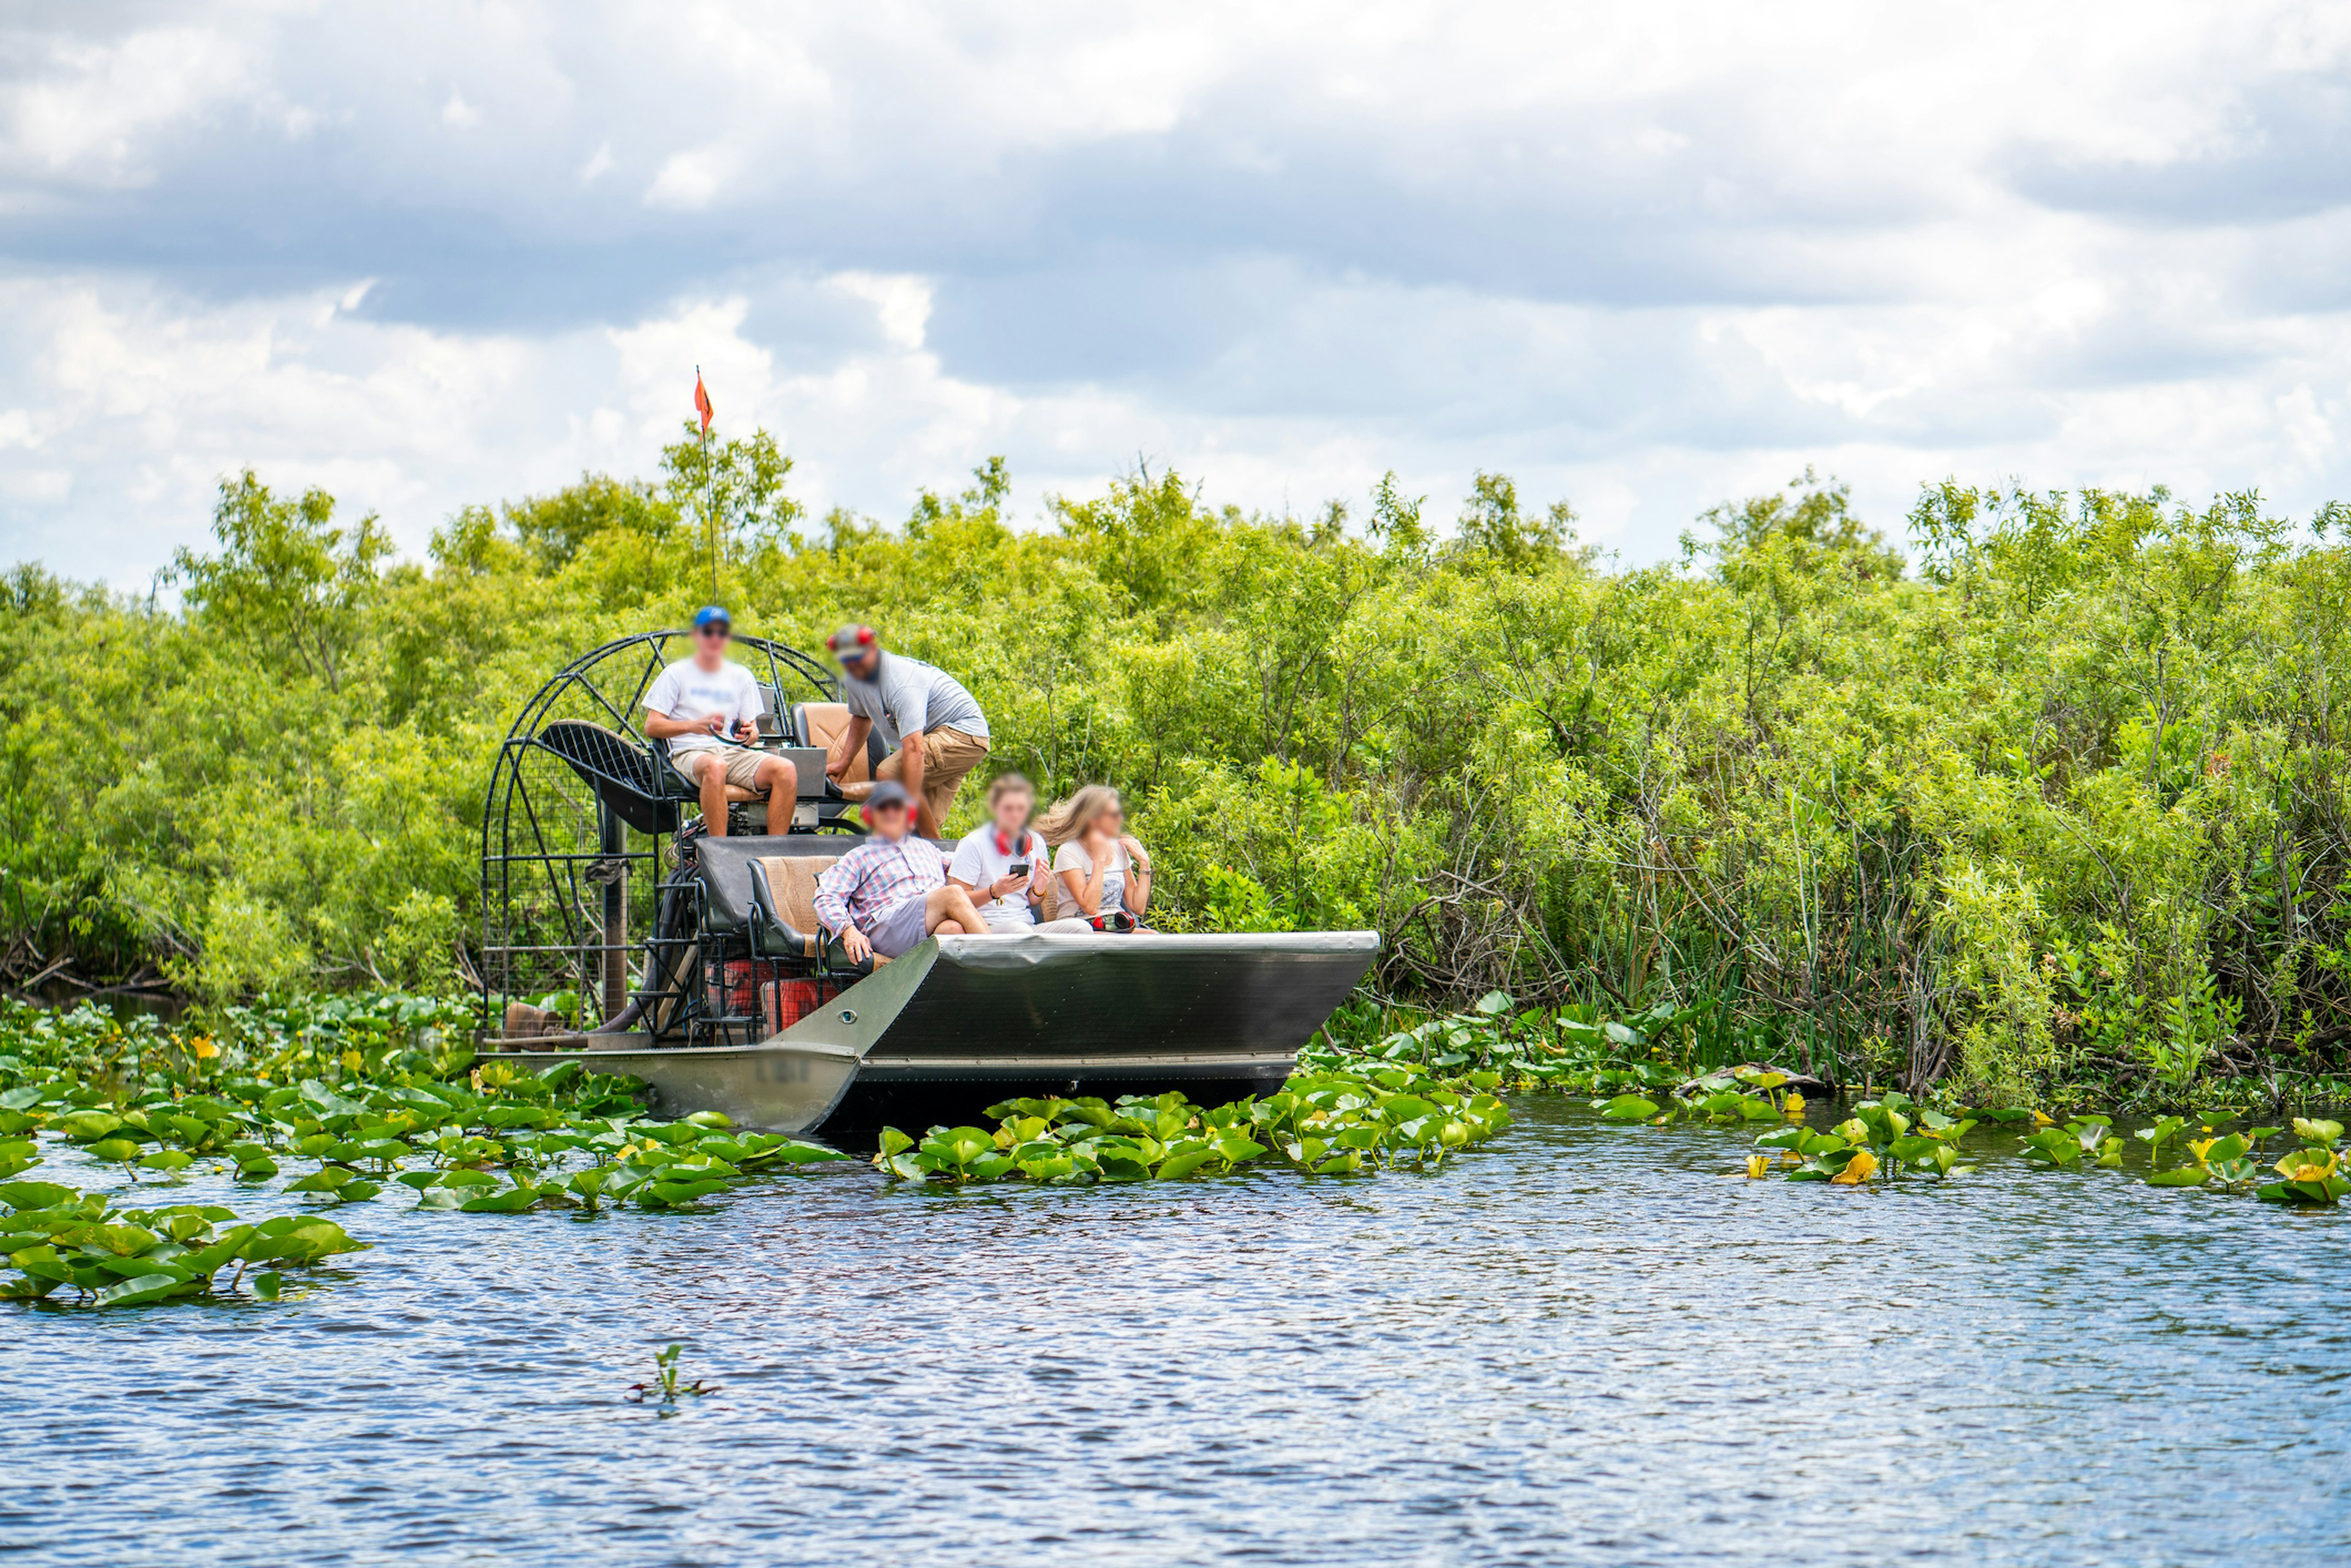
[692,605,732,632]
[863,780,913,813]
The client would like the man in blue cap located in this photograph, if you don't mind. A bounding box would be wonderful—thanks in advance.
[642,606,793,838]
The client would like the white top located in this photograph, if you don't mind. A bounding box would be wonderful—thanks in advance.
[1052,838,1130,918]
[949,824,1045,928]
[842,651,989,751]
[643,658,762,755]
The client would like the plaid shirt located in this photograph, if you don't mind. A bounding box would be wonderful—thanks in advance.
[812,834,946,934]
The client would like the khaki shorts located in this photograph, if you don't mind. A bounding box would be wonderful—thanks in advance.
[673,746,773,792]
[877,725,989,826]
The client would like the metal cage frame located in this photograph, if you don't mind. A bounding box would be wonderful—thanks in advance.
[475,629,840,1045]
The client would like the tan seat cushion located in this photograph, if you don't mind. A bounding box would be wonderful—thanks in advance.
[796,702,871,784]
[750,855,839,954]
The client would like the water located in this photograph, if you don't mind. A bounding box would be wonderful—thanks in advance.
[4,1097,2345,1566]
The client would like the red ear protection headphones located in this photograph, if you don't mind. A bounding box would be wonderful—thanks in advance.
[826,625,877,653]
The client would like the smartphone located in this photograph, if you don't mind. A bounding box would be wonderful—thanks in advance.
[1007,860,1031,877]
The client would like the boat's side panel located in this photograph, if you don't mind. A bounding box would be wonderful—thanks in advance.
[858,931,1377,1065]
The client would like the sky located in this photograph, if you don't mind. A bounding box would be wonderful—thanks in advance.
[2,1,2349,585]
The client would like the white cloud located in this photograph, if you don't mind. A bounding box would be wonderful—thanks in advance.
[4,26,252,184]
[2,1,2351,585]
[643,143,736,209]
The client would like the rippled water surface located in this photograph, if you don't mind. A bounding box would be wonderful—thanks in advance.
[4,1097,2347,1566]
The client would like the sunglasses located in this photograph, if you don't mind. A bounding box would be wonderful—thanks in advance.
[697,625,730,639]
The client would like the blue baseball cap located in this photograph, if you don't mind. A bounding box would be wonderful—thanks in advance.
[692,605,731,631]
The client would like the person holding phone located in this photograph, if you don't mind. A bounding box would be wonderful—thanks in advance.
[1038,784,1153,930]
[948,773,1050,932]
[641,606,793,838]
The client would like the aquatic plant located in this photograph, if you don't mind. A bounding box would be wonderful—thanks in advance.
[874,1067,1512,1185]
[0,998,863,1310]
[2260,1119,2346,1206]
[628,1343,714,1403]
[0,1179,365,1307]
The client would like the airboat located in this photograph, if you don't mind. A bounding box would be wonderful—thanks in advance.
[474,630,1378,1132]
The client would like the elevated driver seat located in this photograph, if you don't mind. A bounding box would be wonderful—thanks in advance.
[792,702,886,785]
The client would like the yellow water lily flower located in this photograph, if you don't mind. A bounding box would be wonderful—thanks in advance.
[189,1037,219,1059]
[2031,1110,2055,1127]
[2274,1147,2338,1180]
[1744,1154,1770,1179]
[340,1048,364,1071]
[1782,1092,1806,1118]
[2188,1137,2218,1166]
[1831,1149,1878,1185]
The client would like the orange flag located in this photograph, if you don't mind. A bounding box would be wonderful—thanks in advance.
[693,372,714,432]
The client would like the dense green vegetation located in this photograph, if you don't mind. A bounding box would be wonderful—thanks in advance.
[7,426,2351,1105]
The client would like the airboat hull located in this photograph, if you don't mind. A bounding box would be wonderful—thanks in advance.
[496,930,1378,1135]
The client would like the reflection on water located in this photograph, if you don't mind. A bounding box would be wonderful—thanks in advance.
[2,1096,2345,1566]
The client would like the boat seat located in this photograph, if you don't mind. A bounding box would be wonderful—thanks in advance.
[793,702,885,784]
[536,720,681,835]
[696,835,855,936]
[651,737,776,804]
[747,852,834,958]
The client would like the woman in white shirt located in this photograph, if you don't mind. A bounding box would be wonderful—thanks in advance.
[1039,784,1153,929]
[947,774,1050,932]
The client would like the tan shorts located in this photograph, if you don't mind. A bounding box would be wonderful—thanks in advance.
[673,746,773,792]
[877,725,989,826]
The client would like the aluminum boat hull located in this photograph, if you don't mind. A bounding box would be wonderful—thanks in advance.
[493,930,1378,1133]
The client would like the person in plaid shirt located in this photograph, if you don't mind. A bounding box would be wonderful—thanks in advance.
[814,781,993,962]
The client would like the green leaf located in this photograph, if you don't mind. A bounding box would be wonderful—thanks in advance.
[139,1150,195,1172]
[252,1271,283,1300]
[1155,1149,1220,1180]
[56,1110,125,1143]
[0,1181,78,1212]
[2147,1168,2210,1187]
[94,1272,187,1308]
[88,1138,144,1165]
[460,1187,543,1213]
[1598,1095,1659,1121]
[643,1178,733,1207]
[284,1168,353,1193]
[1212,1132,1267,1164]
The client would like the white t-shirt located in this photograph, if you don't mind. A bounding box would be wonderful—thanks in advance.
[1052,838,1131,918]
[842,651,989,752]
[949,824,1045,928]
[642,658,763,756]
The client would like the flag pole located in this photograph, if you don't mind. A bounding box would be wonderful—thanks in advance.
[698,364,718,606]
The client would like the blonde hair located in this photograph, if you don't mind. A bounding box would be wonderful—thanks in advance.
[1036,784,1122,847]
[988,772,1035,807]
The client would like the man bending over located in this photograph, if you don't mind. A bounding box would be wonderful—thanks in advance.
[823,624,990,839]
[812,781,992,964]
[641,606,793,838]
